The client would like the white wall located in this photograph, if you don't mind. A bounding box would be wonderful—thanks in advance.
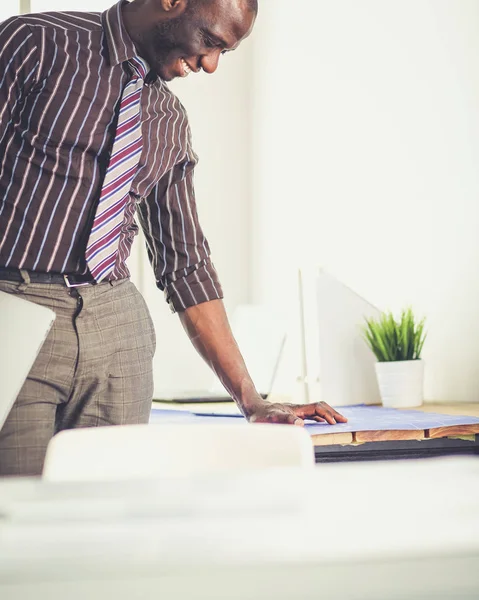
[0,1,20,20]
[27,0,479,403]
[251,0,479,403]
[133,38,255,396]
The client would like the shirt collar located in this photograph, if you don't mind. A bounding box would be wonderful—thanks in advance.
[102,1,149,70]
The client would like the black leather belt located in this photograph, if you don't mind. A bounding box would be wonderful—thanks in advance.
[0,268,96,288]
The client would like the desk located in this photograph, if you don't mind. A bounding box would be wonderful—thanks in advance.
[152,401,479,463]
[313,403,479,462]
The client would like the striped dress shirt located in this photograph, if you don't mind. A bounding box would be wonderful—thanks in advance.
[0,0,223,311]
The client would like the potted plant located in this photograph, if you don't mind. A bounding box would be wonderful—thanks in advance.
[362,308,427,408]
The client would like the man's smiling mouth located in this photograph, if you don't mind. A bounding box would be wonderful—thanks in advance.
[180,58,193,76]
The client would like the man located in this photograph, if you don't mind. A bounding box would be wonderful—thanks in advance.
[0,0,346,477]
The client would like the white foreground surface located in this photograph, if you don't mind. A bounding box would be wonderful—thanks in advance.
[0,457,478,599]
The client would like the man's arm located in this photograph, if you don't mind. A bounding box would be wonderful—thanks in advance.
[0,17,39,142]
[137,156,223,312]
[178,299,259,415]
[138,155,346,425]
[179,298,347,426]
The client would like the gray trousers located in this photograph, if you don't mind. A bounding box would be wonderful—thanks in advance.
[0,277,156,477]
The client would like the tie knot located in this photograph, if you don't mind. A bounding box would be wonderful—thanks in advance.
[129,56,149,81]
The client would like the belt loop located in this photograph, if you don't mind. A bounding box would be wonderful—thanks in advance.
[18,269,31,291]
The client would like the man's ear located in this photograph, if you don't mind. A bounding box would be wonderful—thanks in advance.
[159,0,189,16]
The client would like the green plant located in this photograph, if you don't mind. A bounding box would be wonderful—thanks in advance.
[362,308,427,362]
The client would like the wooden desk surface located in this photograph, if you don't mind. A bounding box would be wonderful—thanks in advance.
[153,401,479,448]
[312,403,479,446]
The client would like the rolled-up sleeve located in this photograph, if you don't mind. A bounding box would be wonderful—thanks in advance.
[137,155,223,312]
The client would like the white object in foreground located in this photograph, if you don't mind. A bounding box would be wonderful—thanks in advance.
[375,359,425,408]
[1,457,478,599]
[0,290,56,431]
[42,423,315,481]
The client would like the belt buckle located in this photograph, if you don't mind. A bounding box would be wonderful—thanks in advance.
[63,274,92,288]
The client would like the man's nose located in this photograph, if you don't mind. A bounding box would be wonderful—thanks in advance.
[200,50,221,74]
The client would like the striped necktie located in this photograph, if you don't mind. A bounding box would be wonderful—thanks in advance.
[85,56,148,282]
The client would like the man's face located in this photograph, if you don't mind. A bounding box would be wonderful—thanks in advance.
[138,0,256,81]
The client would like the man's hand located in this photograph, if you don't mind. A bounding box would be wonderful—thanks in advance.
[244,400,348,427]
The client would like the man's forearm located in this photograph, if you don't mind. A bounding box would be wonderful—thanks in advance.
[178,299,348,427]
[178,299,263,416]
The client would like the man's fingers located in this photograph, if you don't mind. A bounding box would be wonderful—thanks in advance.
[325,405,348,423]
[295,404,336,424]
[249,401,344,427]
[320,411,337,425]
[250,409,304,426]
[332,409,348,423]
[277,411,303,426]
[302,414,327,423]
[294,402,347,425]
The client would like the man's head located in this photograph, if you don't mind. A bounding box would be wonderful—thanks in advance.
[123,0,257,81]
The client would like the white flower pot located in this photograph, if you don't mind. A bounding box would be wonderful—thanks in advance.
[375,360,425,408]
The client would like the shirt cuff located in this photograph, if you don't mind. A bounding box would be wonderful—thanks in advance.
[160,259,224,313]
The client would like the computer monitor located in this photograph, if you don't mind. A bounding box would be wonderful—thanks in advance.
[155,304,286,403]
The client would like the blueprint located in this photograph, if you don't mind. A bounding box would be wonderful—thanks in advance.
[150,405,479,436]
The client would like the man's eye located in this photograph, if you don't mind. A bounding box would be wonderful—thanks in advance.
[203,36,216,48]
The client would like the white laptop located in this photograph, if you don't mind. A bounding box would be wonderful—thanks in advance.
[315,270,382,406]
[155,305,286,403]
[0,291,56,430]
